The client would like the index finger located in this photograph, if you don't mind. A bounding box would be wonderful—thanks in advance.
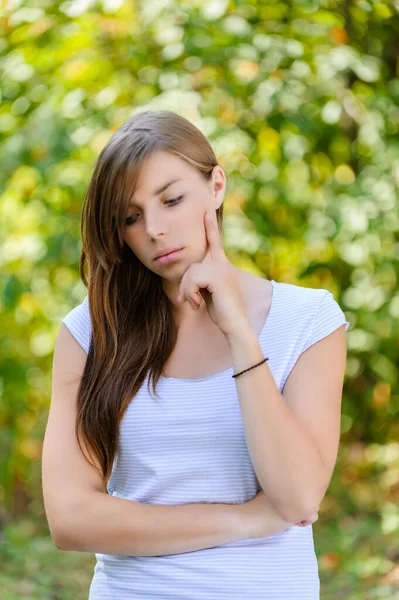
[204,211,226,262]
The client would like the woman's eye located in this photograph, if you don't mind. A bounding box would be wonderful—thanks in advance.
[165,194,184,205]
[125,195,184,226]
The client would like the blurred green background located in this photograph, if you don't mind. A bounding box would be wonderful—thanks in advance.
[0,0,398,598]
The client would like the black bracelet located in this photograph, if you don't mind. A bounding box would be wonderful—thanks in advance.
[232,357,269,379]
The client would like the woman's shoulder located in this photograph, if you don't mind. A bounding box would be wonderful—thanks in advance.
[278,281,349,350]
[60,295,92,354]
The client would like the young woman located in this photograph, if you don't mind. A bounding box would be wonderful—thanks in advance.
[42,110,349,599]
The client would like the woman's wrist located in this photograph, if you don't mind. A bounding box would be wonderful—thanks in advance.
[231,502,255,540]
[218,502,251,541]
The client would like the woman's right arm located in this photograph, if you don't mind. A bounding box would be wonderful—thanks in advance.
[42,326,313,557]
[56,490,267,556]
[58,486,316,557]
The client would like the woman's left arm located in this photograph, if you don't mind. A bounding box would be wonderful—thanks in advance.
[226,323,347,524]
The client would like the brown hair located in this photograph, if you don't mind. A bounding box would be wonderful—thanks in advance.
[76,110,224,489]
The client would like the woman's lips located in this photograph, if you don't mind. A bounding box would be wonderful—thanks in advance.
[155,248,183,264]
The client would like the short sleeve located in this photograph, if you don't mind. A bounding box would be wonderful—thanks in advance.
[302,290,349,354]
[60,295,92,354]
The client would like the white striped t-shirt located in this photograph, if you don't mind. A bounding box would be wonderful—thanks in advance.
[61,279,349,600]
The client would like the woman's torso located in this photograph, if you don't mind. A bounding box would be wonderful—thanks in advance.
[59,277,350,600]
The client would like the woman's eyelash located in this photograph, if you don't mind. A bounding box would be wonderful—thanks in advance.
[125,195,184,226]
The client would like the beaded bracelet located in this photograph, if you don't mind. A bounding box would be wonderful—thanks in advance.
[232,357,269,379]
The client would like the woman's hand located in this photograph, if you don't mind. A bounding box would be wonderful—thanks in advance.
[294,511,319,527]
[294,512,319,527]
[239,489,319,540]
[177,211,250,338]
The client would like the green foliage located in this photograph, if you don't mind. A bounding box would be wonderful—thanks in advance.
[0,0,398,596]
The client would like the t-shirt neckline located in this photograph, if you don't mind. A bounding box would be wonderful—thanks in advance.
[159,279,278,384]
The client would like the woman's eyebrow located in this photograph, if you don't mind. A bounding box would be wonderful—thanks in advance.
[128,178,182,207]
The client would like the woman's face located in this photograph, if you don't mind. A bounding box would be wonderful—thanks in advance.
[122,150,226,288]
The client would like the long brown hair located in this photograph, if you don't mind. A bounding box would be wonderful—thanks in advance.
[76,110,224,490]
